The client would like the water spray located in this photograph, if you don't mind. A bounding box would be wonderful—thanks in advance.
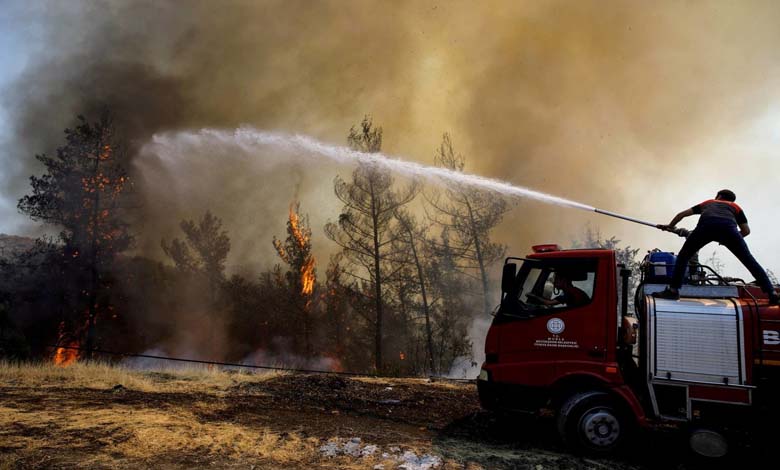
[147,128,660,230]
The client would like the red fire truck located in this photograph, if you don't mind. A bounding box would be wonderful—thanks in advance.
[477,244,780,457]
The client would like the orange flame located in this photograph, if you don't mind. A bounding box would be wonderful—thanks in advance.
[289,207,306,247]
[99,144,112,161]
[301,258,315,295]
[324,354,344,372]
[288,205,316,296]
[53,345,78,366]
[53,321,79,367]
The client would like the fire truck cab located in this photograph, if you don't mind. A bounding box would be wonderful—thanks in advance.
[478,244,780,457]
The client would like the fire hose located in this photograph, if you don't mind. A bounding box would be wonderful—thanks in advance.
[592,208,658,228]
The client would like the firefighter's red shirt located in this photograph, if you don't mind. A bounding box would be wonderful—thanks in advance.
[692,200,748,226]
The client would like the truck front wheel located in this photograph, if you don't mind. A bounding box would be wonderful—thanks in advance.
[557,391,627,454]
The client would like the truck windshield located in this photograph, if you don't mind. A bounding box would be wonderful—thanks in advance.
[501,258,598,316]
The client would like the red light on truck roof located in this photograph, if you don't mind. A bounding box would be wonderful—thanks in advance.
[532,244,561,253]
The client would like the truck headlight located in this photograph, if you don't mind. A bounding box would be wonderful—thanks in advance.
[478,369,490,381]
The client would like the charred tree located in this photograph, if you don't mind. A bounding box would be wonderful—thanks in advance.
[393,209,436,374]
[161,211,231,359]
[324,255,349,359]
[18,112,133,360]
[161,210,231,300]
[325,117,416,372]
[428,133,509,317]
[434,230,474,373]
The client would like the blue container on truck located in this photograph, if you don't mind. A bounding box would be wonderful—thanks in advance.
[647,251,678,284]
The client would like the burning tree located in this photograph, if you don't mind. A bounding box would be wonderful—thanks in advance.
[325,117,417,372]
[273,203,317,358]
[18,112,132,363]
[428,133,509,317]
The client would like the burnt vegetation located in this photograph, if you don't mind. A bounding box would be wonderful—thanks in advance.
[2,114,576,376]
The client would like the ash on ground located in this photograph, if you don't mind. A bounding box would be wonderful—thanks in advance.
[320,437,444,470]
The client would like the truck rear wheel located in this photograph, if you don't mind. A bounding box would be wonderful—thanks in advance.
[689,427,728,459]
[557,391,627,454]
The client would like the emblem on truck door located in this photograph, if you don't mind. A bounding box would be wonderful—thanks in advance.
[547,317,565,335]
[535,317,578,349]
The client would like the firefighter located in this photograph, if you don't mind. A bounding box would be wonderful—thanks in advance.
[527,271,589,308]
[667,227,705,282]
[655,189,779,305]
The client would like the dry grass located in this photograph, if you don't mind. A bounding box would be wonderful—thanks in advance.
[0,361,476,469]
[0,361,377,469]
[0,406,362,469]
[0,360,283,394]
[0,402,322,466]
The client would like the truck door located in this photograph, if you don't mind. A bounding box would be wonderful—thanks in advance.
[549,259,610,375]
[494,258,604,386]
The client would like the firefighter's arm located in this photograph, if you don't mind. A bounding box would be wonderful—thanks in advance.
[669,208,695,227]
[526,293,560,306]
[659,208,695,231]
[739,223,750,237]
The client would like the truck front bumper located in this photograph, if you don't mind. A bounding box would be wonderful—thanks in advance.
[477,370,549,413]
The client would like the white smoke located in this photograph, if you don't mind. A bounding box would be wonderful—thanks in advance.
[447,314,493,379]
[121,348,212,371]
[242,349,340,372]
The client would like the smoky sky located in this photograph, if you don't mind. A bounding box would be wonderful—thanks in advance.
[3,0,780,274]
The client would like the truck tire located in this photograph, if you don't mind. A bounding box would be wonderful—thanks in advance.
[557,391,627,454]
[688,427,728,459]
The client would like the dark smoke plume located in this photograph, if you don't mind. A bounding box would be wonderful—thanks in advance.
[4,0,780,267]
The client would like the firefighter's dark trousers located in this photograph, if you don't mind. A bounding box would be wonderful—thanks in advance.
[671,223,774,294]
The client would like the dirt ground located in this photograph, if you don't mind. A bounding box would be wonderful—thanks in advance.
[0,363,772,469]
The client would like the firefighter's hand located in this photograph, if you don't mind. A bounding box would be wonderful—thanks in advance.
[673,227,691,238]
[656,224,673,232]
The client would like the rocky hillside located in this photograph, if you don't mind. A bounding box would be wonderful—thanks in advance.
[0,234,36,259]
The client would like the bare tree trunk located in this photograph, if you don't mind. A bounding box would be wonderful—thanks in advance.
[208,273,217,361]
[370,184,383,372]
[399,219,435,374]
[304,301,312,358]
[411,232,435,374]
[332,292,344,355]
[465,197,492,317]
[86,132,103,360]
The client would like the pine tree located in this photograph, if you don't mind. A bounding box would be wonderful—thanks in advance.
[393,209,436,373]
[428,133,509,317]
[324,117,416,371]
[18,112,132,358]
[161,210,231,302]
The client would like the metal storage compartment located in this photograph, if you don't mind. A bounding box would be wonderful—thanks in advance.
[648,298,746,385]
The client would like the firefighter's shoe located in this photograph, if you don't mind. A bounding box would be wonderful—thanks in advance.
[769,294,779,306]
[653,288,680,300]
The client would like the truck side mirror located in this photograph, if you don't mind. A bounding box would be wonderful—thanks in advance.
[502,263,517,294]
